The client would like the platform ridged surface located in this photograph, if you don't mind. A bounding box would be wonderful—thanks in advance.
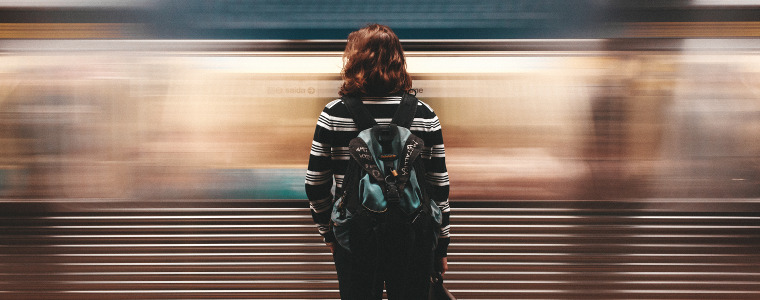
[2,199,759,300]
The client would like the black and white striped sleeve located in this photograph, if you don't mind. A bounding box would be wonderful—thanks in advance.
[305,102,338,242]
[415,103,451,259]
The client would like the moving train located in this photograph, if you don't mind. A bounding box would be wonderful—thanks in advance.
[2,1,759,201]
[1,38,759,200]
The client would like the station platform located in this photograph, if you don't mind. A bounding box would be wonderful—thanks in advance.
[2,198,759,299]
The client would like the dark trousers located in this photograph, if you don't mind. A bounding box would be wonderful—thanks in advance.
[333,211,436,300]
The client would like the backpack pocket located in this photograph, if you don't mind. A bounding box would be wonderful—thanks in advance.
[331,196,353,251]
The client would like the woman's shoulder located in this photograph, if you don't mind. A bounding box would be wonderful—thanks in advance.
[324,98,343,110]
[416,98,436,115]
[320,98,351,118]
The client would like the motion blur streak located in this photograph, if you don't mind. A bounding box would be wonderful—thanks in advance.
[2,1,760,299]
[2,48,756,200]
[0,23,141,39]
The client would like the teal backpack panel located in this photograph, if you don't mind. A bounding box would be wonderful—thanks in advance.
[330,92,441,252]
[331,124,442,252]
[355,126,421,215]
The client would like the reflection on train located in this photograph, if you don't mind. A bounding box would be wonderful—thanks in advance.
[1,47,758,200]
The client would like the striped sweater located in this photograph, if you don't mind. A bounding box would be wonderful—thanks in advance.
[305,93,450,258]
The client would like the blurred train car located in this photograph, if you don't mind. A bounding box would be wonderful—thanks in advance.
[1,40,759,200]
[1,0,759,201]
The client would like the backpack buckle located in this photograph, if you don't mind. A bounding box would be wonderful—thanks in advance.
[385,182,401,203]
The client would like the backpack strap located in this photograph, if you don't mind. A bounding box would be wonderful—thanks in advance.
[391,92,418,129]
[341,95,376,131]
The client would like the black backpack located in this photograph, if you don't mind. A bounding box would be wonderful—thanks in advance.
[331,92,442,251]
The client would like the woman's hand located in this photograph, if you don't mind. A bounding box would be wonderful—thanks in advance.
[437,257,448,275]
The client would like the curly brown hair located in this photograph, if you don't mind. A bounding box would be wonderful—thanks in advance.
[339,24,412,96]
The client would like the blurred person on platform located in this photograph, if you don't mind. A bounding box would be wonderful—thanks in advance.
[305,24,450,299]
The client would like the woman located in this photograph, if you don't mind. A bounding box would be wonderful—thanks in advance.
[305,24,450,299]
